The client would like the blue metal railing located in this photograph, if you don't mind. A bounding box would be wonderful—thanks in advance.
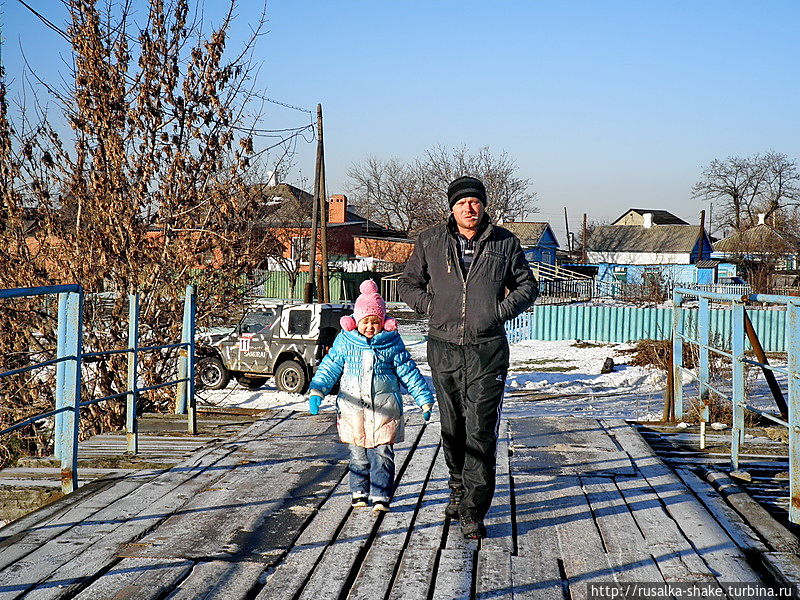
[0,285,197,494]
[672,287,800,523]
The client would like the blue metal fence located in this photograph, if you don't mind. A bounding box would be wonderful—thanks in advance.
[0,285,197,493]
[672,288,800,524]
[505,304,788,352]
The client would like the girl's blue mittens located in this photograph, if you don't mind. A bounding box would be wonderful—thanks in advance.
[309,395,323,415]
[421,403,433,422]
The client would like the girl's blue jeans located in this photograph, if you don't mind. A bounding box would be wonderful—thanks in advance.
[348,443,395,502]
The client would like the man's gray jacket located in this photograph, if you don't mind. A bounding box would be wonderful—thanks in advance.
[398,215,538,345]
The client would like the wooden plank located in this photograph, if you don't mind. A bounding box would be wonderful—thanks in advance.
[386,546,438,600]
[0,412,285,547]
[68,558,194,600]
[346,423,441,600]
[510,554,564,600]
[259,416,425,600]
[475,550,513,600]
[511,417,619,453]
[255,479,352,599]
[0,417,299,598]
[118,415,342,561]
[431,547,473,600]
[608,420,762,585]
[675,468,769,554]
[581,476,647,554]
[761,553,800,598]
[295,419,426,599]
[483,420,513,552]
[614,475,718,584]
[549,476,615,600]
[407,436,449,549]
[512,473,560,552]
[607,552,665,584]
[704,470,800,553]
[161,560,267,600]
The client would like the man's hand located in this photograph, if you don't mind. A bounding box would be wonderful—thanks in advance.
[309,395,323,415]
[421,404,433,422]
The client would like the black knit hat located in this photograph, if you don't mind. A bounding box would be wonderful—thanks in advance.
[448,176,487,209]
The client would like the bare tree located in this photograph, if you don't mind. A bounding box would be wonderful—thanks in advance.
[760,151,800,220]
[693,152,799,232]
[0,0,273,465]
[347,145,536,236]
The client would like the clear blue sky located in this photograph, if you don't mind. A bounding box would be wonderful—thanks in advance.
[3,1,799,242]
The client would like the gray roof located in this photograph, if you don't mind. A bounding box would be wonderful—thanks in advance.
[501,222,553,246]
[587,225,702,253]
[714,224,800,254]
[611,209,689,226]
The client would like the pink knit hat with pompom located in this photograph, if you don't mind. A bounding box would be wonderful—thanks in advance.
[340,279,397,332]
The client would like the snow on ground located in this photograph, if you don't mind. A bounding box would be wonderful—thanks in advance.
[197,329,672,421]
[197,309,786,423]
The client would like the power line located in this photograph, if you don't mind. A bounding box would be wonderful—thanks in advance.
[260,94,313,115]
[14,0,70,43]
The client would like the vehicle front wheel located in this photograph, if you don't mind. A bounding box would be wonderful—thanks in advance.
[196,356,230,390]
[236,375,268,390]
[274,360,308,394]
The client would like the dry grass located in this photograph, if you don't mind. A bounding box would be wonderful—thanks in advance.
[684,394,759,427]
[617,339,697,370]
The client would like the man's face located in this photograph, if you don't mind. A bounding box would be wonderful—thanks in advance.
[452,197,484,232]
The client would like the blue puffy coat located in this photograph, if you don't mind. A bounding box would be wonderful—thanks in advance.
[309,328,434,447]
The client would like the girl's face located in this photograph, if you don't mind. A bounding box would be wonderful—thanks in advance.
[357,315,383,338]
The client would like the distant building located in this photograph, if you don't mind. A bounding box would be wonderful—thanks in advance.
[502,221,559,265]
[254,185,412,269]
[587,210,712,284]
[610,209,689,226]
[712,214,800,271]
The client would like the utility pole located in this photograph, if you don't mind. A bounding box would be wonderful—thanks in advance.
[305,105,324,303]
[563,207,572,255]
[581,213,588,263]
[318,112,330,303]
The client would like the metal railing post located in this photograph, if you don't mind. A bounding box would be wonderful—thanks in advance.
[127,294,140,454]
[186,285,197,435]
[672,292,684,419]
[60,290,83,493]
[787,301,800,523]
[54,292,69,459]
[698,297,710,448]
[731,301,746,470]
[175,289,189,416]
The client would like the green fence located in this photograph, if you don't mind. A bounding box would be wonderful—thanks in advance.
[250,270,383,303]
[506,304,788,352]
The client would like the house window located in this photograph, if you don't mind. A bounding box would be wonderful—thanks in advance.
[291,237,311,263]
[612,266,628,283]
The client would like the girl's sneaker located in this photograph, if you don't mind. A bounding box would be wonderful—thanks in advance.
[372,500,390,513]
[351,496,369,508]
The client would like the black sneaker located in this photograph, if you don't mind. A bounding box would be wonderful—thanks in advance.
[445,485,464,518]
[351,495,368,508]
[372,500,390,513]
[460,514,486,539]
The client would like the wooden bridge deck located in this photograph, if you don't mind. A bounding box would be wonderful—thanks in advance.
[0,410,791,599]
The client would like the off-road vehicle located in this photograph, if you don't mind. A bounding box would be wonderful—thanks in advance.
[196,302,353,394]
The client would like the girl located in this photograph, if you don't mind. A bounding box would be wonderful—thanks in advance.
[308,279,434,512]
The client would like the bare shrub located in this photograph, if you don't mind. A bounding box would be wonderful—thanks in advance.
[0,1,271,467]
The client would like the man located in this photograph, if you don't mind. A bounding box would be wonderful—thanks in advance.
[398,175,537,539]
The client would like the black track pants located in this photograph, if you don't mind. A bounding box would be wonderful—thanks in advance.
[427,336,508,520]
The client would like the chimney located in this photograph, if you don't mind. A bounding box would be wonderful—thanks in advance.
[643,212,653,228]
[758,213,766,225]
[329,194,347,224]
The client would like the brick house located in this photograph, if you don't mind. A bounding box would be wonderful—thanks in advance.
[255,185,411,268]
